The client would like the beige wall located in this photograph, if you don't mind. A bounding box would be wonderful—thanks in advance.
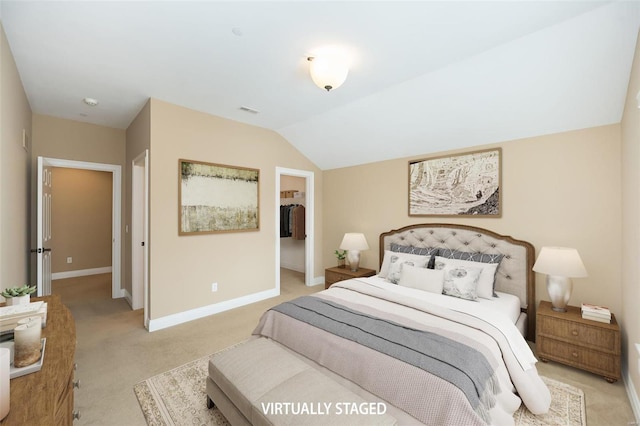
[0,23,32,292]
[324,124,622,315]
[125,100,151,296]
[31,115,126,287]
[621,30,640,416]
[51,168,112,273]
[147,99,323,320]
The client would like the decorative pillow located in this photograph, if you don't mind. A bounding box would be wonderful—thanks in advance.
[386,255,430,284]
[434,256,498,300]
[379,250,432,278]
[398,264,444,294]
[439,263,482,301]
[390,243,438,269]
[438,248,504,264]
[437,249,504,297]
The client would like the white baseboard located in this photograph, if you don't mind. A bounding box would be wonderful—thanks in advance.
[148,287,280,332]
[310,276,324,287]
[624,370,640,424]
[123,289,133,308]
[52,266,112,280]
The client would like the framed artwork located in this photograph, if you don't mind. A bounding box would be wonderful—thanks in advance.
[179,159,260,235]
[408,148,501,217]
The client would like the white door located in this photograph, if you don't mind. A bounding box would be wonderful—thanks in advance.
[132,150,149,326]
[36,157,53,296]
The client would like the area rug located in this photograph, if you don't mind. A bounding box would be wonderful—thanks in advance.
[134,351,586,426]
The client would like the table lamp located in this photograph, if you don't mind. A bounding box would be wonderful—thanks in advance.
[533,246,588,312]
[339,233,369,272]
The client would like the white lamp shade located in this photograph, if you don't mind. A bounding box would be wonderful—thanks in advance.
[339,233,369,251]
[533,247,588,277]
[309,53,349,91]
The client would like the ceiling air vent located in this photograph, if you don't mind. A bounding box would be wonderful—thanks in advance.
[239,106,260,114]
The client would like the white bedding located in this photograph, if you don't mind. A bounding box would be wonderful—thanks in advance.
[353,276,537,371]
[257,278,551,424]
[366,275,522,325]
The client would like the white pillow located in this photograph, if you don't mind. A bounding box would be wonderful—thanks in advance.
[440,263,482,301]
[398,265,444,294]
[379,250,431,278]
[434,256,499,300]
[386,255,430,284]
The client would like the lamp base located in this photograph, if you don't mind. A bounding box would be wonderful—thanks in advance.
[346,250,361,272]
[546,275,573,312]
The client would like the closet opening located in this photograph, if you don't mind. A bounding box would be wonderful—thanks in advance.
[275,167,315,291]
[279,180,306,281]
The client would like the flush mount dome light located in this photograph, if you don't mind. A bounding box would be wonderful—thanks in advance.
[83,97,99,106]
[307,48,350,92]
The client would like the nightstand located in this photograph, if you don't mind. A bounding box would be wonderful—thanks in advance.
[324,266,376,289]
[536,300,621,383]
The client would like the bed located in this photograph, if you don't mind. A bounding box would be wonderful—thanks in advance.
[206,223,551,425]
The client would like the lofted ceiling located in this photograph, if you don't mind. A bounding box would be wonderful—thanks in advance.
[1,1,639,170]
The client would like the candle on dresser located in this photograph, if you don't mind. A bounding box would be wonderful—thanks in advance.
[17,316,42,328]
[13,317,42,368]
[0,347,9,420]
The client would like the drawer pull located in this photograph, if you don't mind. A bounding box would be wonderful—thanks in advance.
[73,379,81,389]
[73,410,81,421]
[571,330,578,336]
[572,352,578,358]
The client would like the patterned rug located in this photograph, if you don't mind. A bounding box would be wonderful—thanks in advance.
[134,351,586,426]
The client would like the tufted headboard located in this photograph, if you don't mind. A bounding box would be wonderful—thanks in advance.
[379,223,536,340]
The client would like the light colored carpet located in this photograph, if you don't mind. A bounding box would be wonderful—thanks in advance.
[134,349,586,426]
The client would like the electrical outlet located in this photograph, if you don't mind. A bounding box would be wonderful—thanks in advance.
[211,282,218,292]
[66,257,73,264]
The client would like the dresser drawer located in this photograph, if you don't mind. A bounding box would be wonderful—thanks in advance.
[324,267,376,289]
[537,336,621,379]
[326,270,349,284]
[53,377,73,425]
[537,315,619,354]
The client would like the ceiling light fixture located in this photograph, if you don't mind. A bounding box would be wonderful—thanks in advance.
[83,97,99,107]
[307,48,349,92]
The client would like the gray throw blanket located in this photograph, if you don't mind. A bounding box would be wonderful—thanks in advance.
[271,296,500,422]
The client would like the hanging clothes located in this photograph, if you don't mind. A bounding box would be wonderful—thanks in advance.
[279,204,305,239]
[280,205,290,237]
[292,205,305,240]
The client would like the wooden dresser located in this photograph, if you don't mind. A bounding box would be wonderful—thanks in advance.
[1,295,77,425]
[325,266,376,289]
[536,300,620,382]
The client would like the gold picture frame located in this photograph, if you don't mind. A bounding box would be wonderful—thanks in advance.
[408,148,502,217]
[179,159,260,235]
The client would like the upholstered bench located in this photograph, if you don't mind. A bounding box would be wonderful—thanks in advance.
[206,338,398,426]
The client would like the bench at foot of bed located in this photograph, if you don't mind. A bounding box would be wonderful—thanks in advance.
[206,337,398,426]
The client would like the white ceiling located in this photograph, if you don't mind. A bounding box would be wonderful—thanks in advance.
[1,1,639,170]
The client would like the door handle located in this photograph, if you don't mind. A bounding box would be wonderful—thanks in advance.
[30,248,52,254]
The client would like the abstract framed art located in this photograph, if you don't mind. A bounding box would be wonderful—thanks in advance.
[179,159,260,235]
[408,148,501,217]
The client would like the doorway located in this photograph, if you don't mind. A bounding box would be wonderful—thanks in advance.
[275,167,315,291]
[131,150,149,328]
[36,157,122,298]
